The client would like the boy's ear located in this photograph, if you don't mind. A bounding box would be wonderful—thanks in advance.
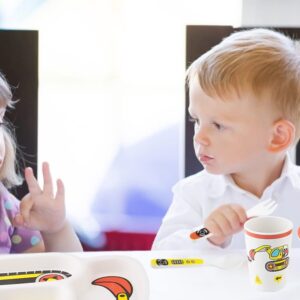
[267,119,295,153]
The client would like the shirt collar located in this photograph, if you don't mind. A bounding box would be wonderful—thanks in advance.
[207,173,231,198]
[208,154,299,198]
[281,153,300,189]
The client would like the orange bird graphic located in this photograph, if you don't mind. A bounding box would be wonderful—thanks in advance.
[92,276,133,300]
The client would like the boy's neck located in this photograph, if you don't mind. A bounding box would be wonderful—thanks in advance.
[230,155,286,198]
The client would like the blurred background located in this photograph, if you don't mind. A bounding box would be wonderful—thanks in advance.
[1,0,295,250]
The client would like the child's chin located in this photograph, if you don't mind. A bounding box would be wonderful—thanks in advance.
[202,166,223,175]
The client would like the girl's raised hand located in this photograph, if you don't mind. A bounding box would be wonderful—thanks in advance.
[14,162,66,234]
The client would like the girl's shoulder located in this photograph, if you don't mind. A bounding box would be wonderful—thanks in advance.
[0,183,19,214]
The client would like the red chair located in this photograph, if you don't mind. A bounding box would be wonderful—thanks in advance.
[82,231,156,251]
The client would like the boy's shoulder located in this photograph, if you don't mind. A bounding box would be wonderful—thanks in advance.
[175,169,213,184]
[172,170,224,195]
[291,164,300,172]
[288,163,300,182]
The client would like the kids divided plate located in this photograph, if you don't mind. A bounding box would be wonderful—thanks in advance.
[0,252,149,300]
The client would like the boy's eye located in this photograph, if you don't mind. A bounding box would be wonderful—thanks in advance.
[212,122,224,130]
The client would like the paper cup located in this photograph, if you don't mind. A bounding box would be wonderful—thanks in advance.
[244,216,293,292]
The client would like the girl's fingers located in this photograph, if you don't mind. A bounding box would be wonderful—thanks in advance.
[13,213,25,227]
[55,179,65,201]
[25,167,42,195]
[42,162,54,196]
[19,194,34,225]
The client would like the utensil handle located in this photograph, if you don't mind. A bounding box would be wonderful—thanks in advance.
[190,227,213,240]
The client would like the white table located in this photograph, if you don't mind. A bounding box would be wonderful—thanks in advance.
[1,249,300,299]
[147,250,300,300]
[77,248,300,300]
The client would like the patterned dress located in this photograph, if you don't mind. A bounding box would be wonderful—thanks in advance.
[0,183,42,253]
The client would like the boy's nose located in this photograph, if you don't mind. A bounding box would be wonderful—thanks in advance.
[193,126,209,146]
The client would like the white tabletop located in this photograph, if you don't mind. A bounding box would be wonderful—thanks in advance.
[75,248,300,300]
[1,249,300,299]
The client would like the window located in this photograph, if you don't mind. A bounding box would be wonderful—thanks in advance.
[0,0,242,248]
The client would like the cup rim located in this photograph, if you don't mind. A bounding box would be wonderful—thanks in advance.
[244,216,293,239]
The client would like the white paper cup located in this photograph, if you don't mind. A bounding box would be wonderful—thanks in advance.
[244,216,293,292]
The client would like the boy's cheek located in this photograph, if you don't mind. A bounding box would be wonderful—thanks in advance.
[193,141,200,155]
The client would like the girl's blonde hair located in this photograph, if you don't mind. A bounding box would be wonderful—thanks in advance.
[187,28,300,140]
[0,73,23,188]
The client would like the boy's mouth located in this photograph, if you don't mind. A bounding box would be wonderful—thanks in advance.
[199,154,214,164]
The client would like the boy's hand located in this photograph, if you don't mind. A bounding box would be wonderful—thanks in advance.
[14,162,66,234]
[204,204,247,246]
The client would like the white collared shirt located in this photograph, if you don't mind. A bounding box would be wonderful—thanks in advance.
[152,156,300,250]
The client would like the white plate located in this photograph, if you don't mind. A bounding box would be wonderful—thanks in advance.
[0,252,149,300]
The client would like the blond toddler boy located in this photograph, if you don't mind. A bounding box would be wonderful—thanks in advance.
[152,28,300,250]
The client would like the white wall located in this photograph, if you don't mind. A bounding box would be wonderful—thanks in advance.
[242,0,299,163]
[242,0,300,26]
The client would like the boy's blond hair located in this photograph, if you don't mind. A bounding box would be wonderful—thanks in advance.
[0,73,23,188]
[187,28,300,141]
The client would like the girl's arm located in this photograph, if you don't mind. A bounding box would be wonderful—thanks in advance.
[13,162,83,252]
[23,241,45,253]
[41,221,82,252]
